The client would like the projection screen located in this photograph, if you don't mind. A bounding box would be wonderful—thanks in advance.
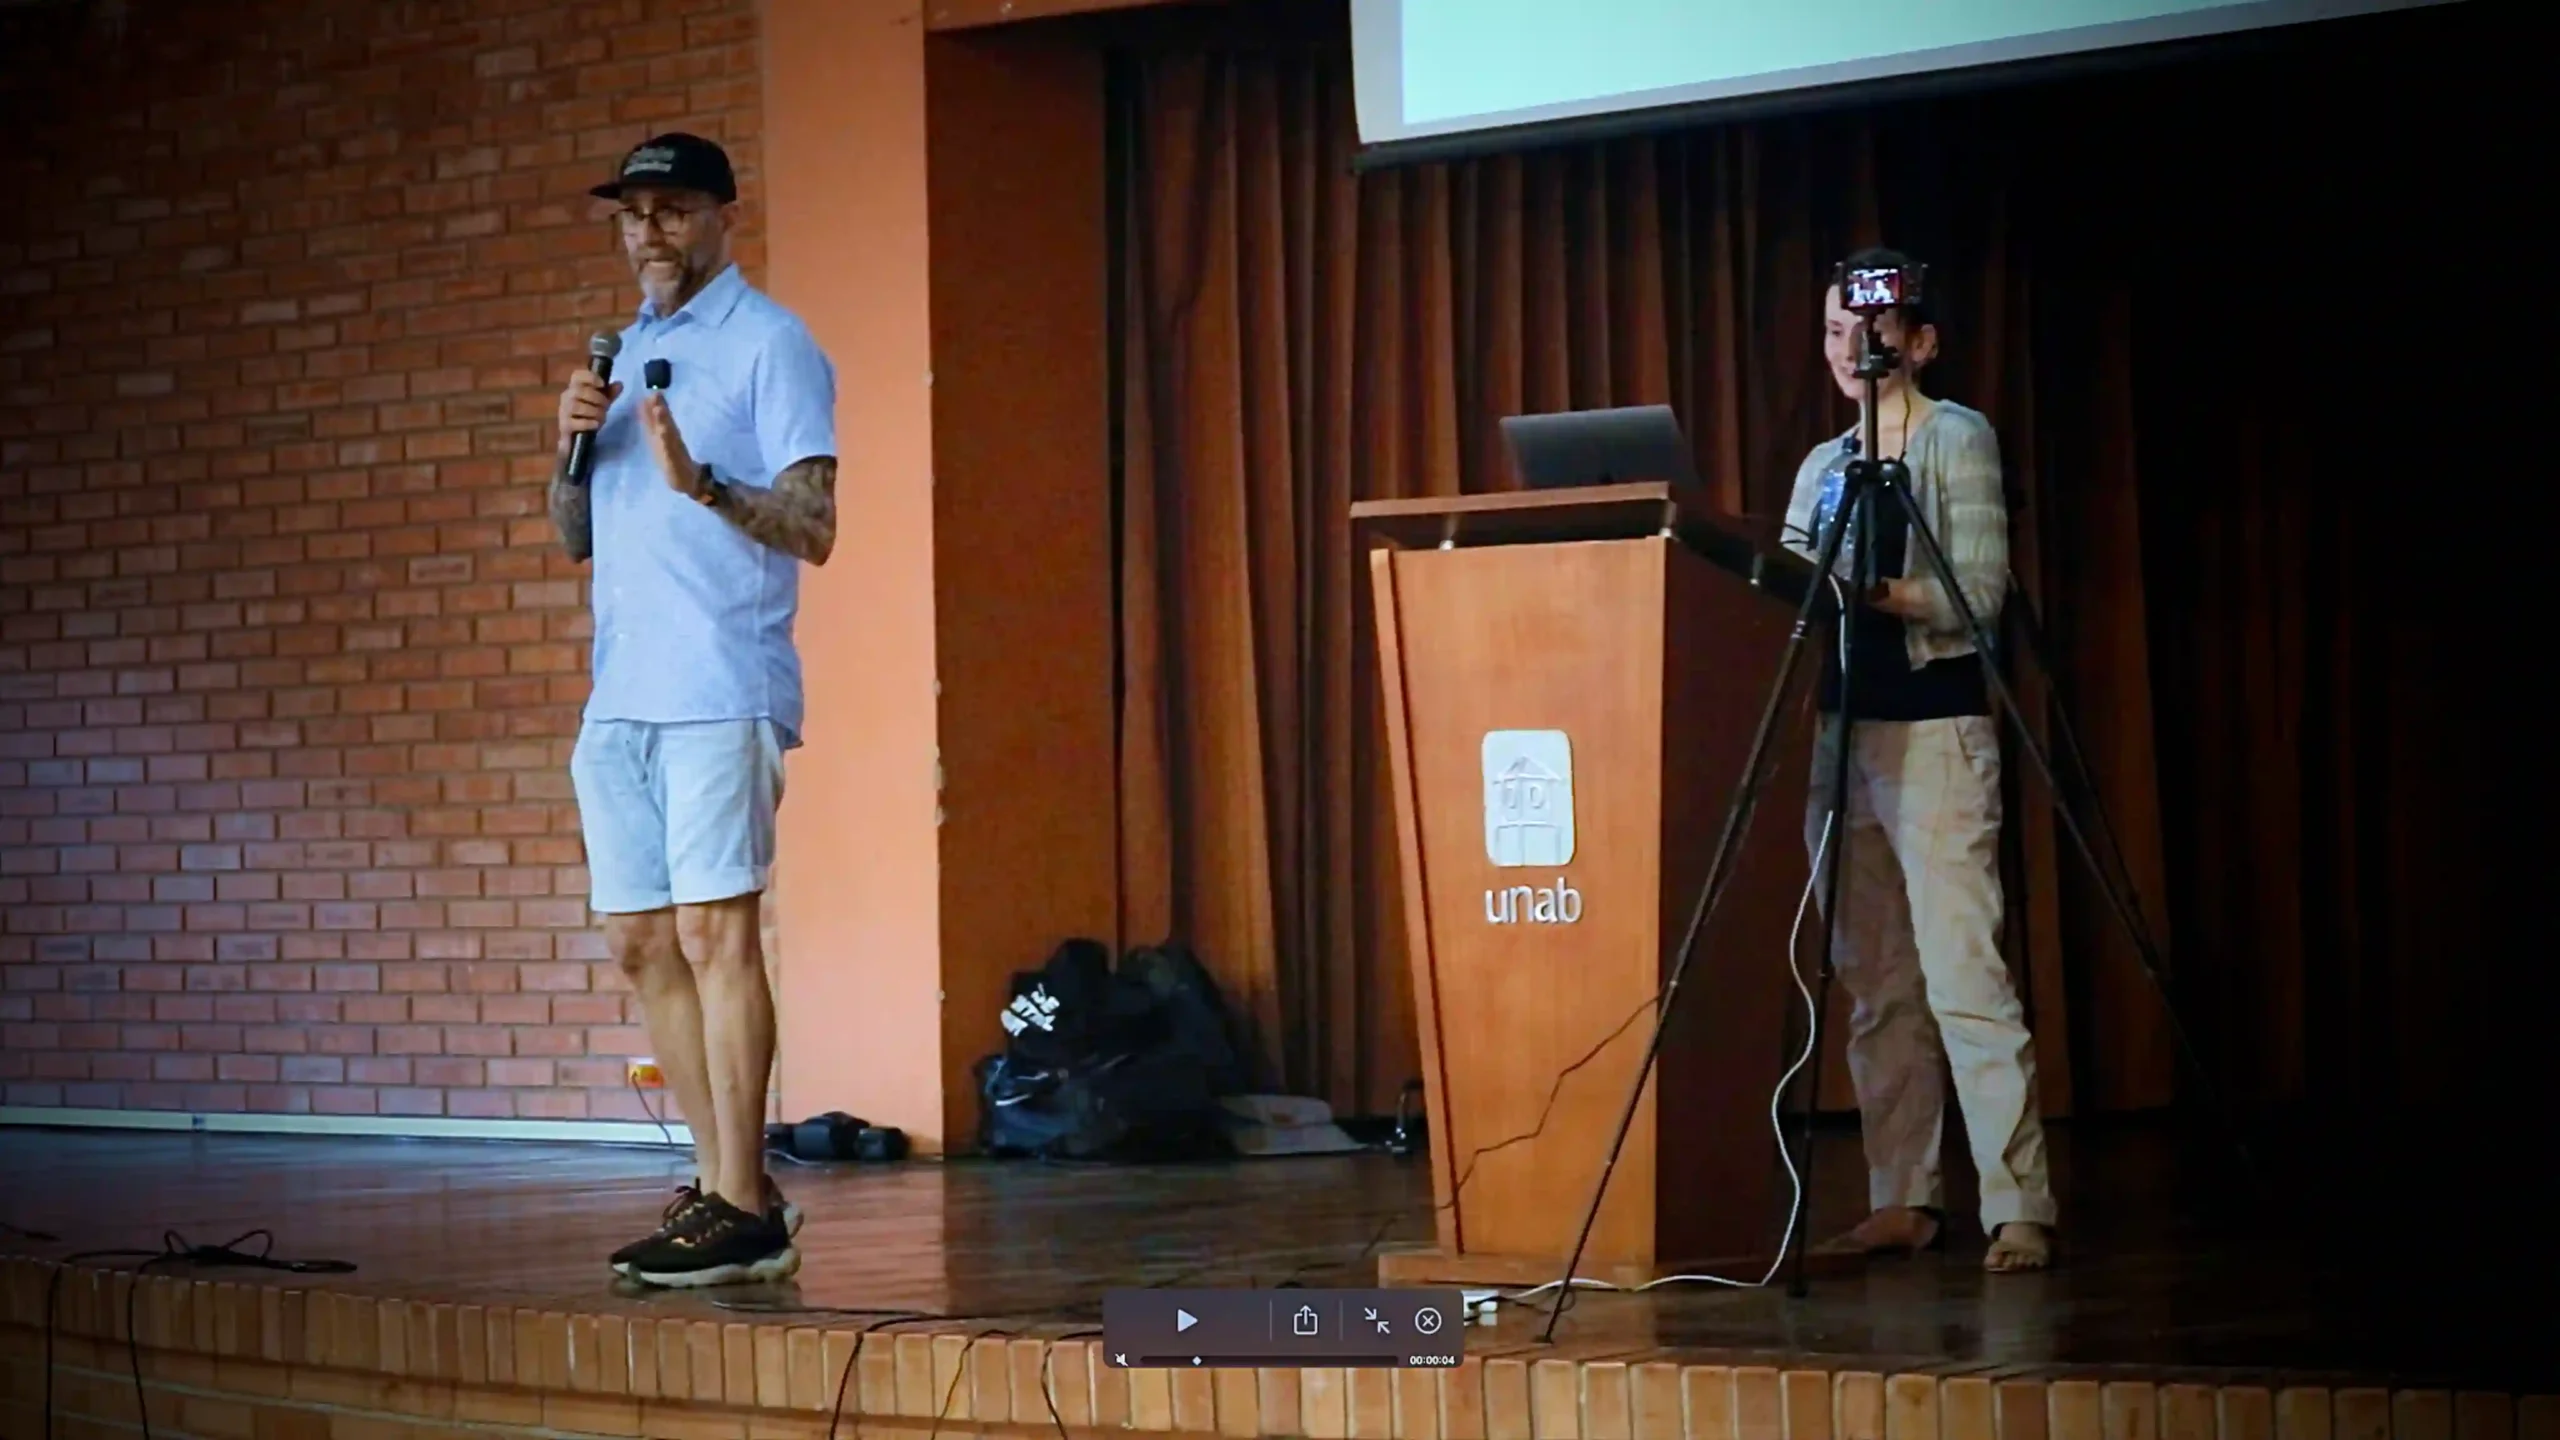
[1349,0,2461,161]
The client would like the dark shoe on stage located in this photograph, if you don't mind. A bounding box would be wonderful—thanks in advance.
[762,1175,803,1239]
[627,1196,800,1289]
[610,1178,801,1276]
[611,1182,711,1274]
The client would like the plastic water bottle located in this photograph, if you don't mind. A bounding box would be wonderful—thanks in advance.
[1807,438,1861,582]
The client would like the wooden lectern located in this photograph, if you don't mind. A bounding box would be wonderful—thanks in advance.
[1357,481,1817,1288]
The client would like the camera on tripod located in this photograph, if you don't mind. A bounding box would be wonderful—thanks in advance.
[1838,259,1924,315]
[1835,257,1924,383]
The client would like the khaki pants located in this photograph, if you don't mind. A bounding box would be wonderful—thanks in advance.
[1805,714,2058,1230]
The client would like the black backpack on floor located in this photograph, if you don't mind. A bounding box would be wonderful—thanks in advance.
[975,938,1245,1161]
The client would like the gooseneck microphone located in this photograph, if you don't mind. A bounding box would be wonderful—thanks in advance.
[566,330,621,487]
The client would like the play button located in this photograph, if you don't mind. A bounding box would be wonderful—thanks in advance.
[1176,1309,1197,1333]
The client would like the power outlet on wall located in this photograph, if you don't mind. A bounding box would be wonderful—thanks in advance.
[628,1058,665,1089]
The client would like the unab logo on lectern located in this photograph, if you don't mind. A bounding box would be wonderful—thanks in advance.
[1482,729,1581,925]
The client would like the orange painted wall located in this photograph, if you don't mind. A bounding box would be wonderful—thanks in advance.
[762,0,947,1143]
[924,27,1117,1143]
[762,1,1120,1149]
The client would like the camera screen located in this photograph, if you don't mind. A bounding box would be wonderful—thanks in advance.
[1844,268,1903,310]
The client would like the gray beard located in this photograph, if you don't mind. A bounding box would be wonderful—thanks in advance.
[637,258,706,315]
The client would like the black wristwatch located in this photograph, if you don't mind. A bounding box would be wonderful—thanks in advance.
[692,463,732,512]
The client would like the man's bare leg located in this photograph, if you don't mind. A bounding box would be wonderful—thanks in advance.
[676,894,773,1214]
[606,910,722,1200]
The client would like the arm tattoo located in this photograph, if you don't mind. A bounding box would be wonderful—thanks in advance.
[548,454,592,562]
[713,457,836,565]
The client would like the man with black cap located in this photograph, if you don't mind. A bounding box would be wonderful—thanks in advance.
[550,132,838,1288]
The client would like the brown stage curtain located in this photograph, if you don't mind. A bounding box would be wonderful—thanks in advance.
[1109,2,2524,1131]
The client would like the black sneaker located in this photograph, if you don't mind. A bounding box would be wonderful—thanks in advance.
[611,1182,711,1274]
[610,1178,802,1276]
[760,1175,804,1238]
[627,1195,800,1289]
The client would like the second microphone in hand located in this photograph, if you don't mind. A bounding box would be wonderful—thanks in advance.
[566,330,622,486]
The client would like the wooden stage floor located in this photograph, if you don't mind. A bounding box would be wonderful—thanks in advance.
[1,1121,2553,1440]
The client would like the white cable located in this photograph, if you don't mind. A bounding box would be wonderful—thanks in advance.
[1504,576,1850,1303]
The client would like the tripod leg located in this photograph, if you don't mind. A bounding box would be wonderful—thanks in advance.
[1788,772,1847,1298]
[2002,588,2168,967]
[1787,481,1871,1299]
[1874,476,2266,1199]
[1533,475,1865,1342]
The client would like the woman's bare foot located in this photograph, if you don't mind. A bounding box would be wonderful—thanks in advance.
[1811,1205,1942,1258]
[1984,1222,2051,1273]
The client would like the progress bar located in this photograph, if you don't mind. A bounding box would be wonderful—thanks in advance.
[1130,1355,1462,1370]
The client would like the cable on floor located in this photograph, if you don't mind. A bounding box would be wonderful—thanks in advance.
[38,1229,356,1440]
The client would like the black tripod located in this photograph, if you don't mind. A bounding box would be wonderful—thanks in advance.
[1781,319,1935,1296]
[1534,282,2247,1340]
[1783,323,1900,1300]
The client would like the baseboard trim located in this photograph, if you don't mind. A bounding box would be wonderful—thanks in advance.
[0,1106,694,1148]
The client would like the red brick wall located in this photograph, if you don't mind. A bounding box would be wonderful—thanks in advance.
[0,0,767,1124]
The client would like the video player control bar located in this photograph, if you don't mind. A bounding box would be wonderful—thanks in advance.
[1101,1288,1466,1370]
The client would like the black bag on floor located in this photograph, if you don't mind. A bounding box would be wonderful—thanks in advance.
[1117,941,1253,1096]
[976,938,1240,1161]
[994,937,1133,1070]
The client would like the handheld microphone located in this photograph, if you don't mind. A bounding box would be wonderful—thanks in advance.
[644,358,671,390]
[566,330,621,487]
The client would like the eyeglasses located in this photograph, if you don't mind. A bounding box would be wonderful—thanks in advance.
[612,204,710,233]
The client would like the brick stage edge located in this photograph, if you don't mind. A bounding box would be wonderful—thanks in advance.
[0,1129,2553,1440]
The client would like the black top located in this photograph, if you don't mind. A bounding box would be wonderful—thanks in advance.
[1816,458,1990,722]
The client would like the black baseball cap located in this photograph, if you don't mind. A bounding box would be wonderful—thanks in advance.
[590,132,737,204]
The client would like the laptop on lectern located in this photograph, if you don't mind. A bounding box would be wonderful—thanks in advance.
[1499,404,1703,490]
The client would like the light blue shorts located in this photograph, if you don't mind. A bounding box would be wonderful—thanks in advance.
[569,718,786,914]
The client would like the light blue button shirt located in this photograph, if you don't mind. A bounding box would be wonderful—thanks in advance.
[582,263,836,746]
